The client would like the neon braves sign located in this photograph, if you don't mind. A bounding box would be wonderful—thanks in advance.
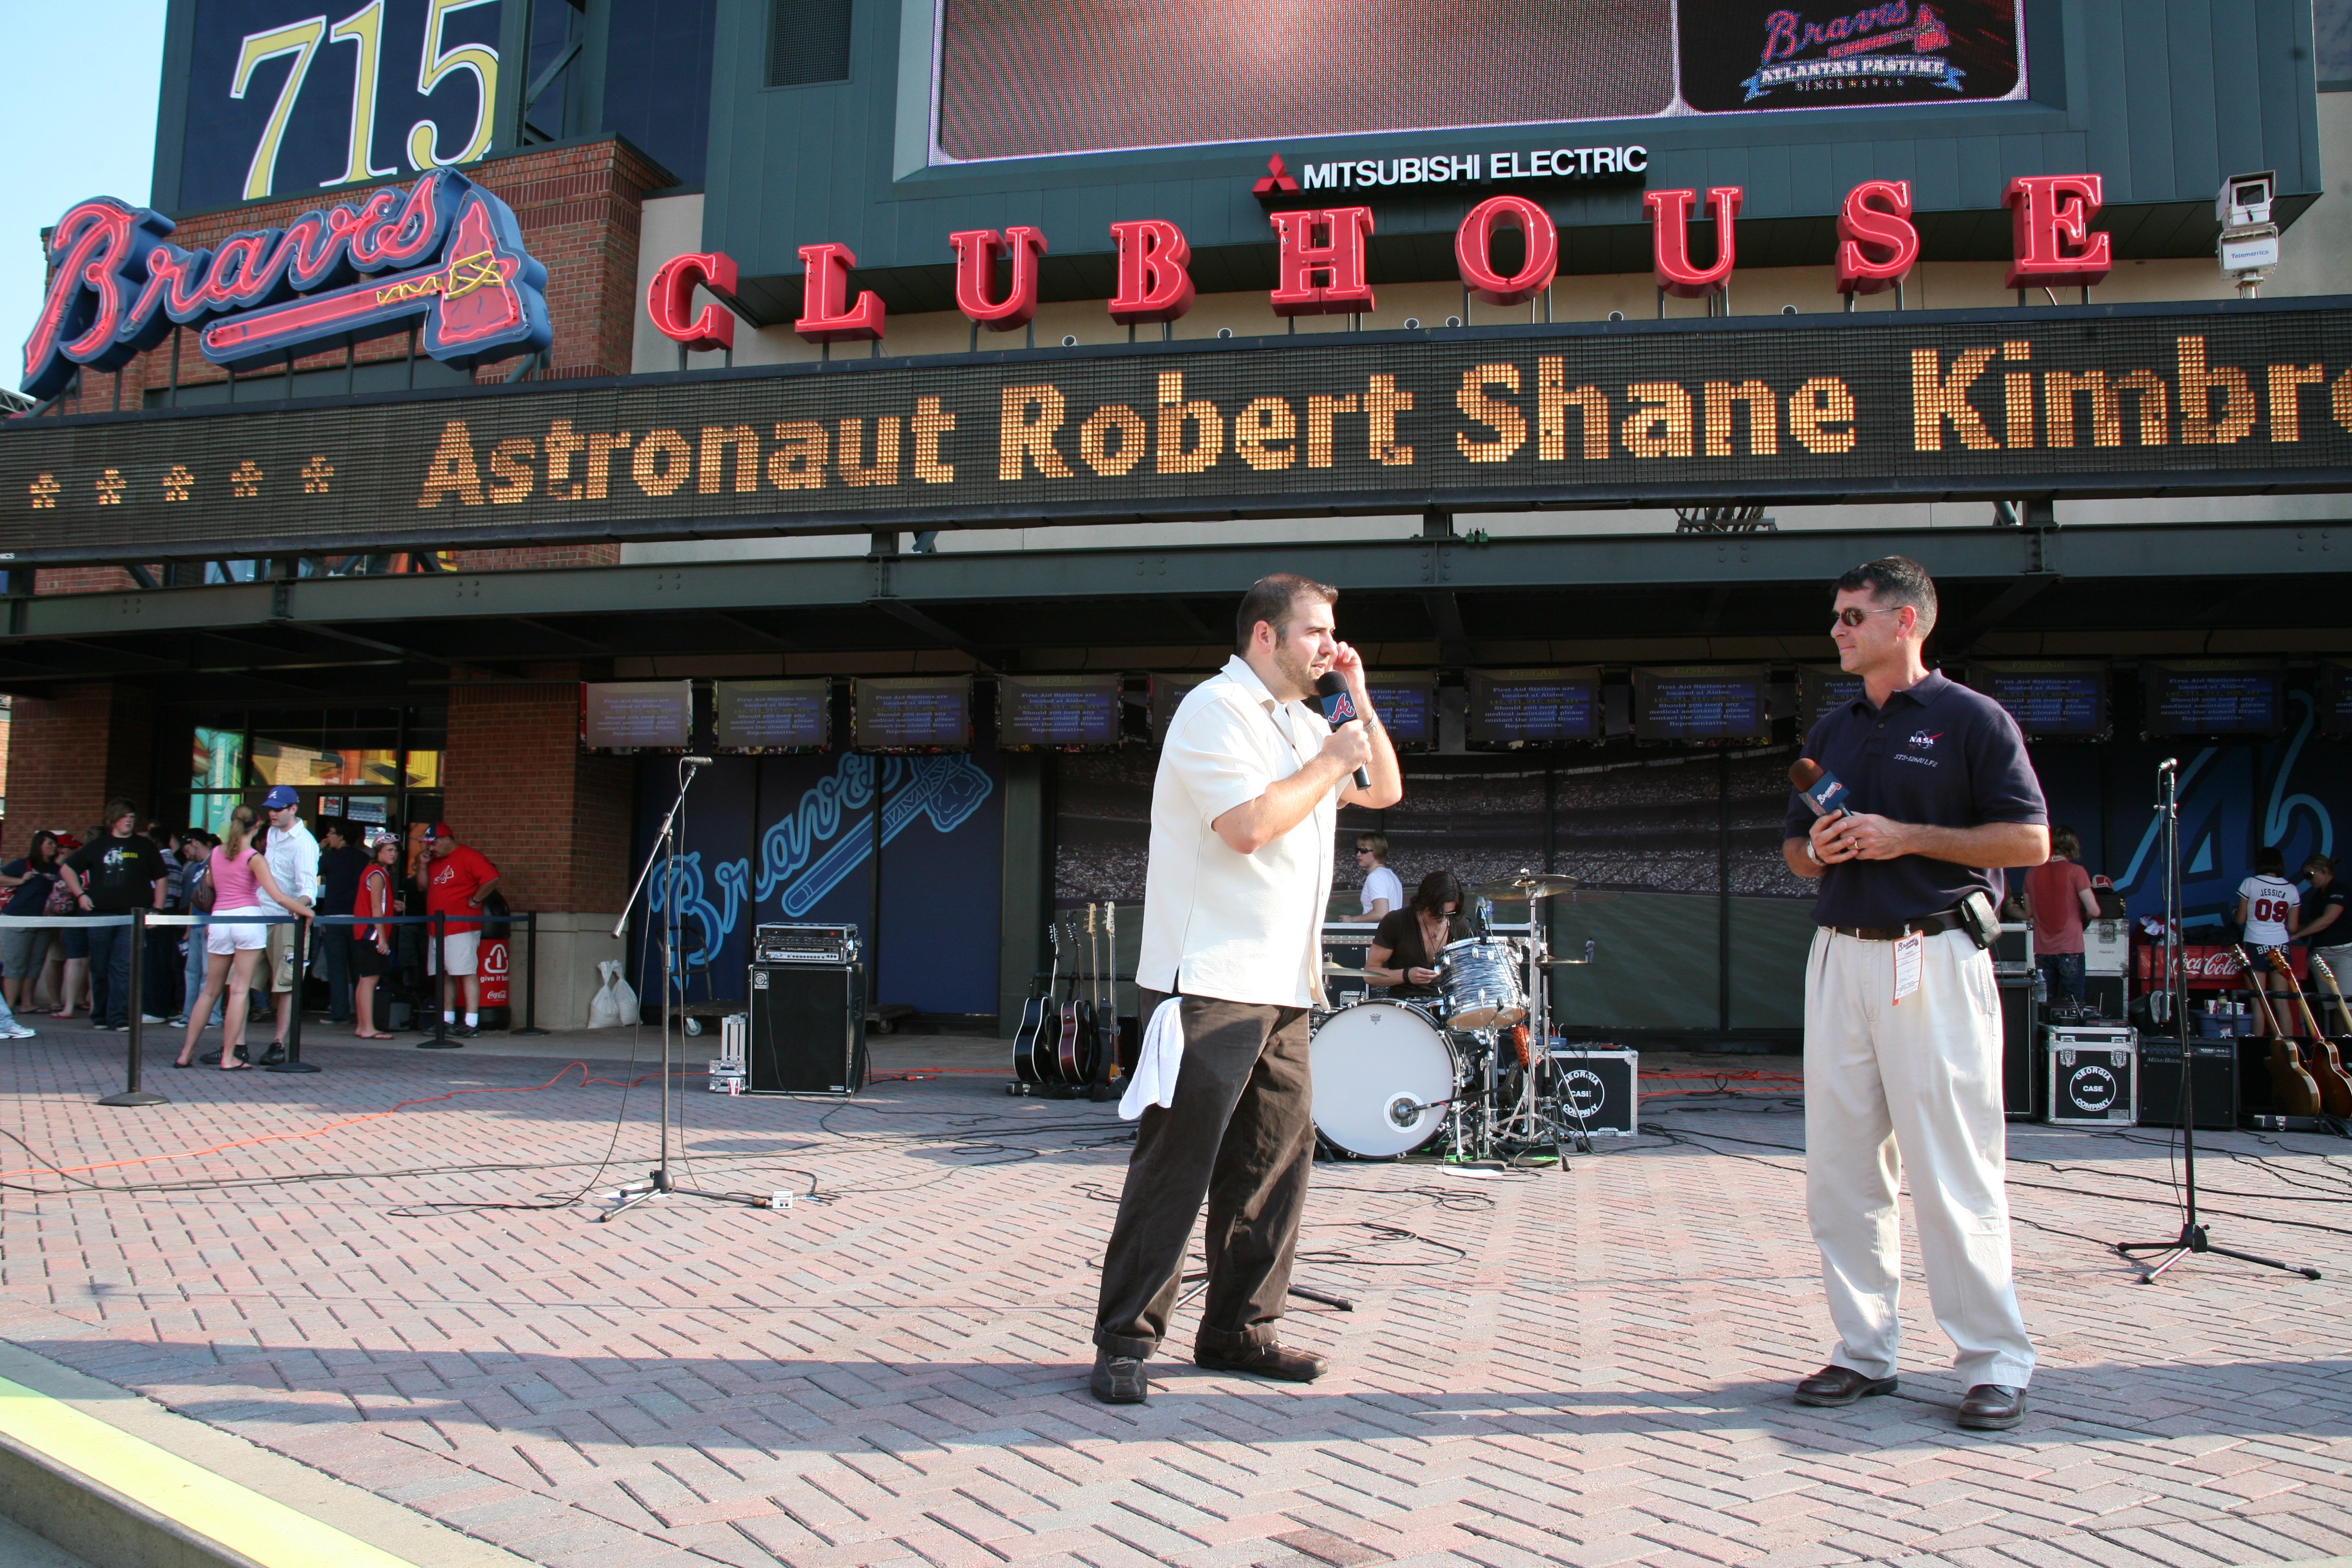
[20,169,550,401]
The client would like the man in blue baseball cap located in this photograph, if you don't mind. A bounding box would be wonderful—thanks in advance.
[256,785,319,1066]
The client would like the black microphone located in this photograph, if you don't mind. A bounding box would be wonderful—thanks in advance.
[1314,673,1371,790]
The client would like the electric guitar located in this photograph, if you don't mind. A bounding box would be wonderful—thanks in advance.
[1012,920,1058,1085]
[1101,901,1123,1084]
[2269,948,2352,1118]
[1052,909,1087,1085]
[2234,945,2323,1117]
[1059,904,1097,1084]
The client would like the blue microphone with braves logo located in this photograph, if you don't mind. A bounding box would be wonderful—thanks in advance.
[1789,757,1850,819]
[1315,673,1372,790]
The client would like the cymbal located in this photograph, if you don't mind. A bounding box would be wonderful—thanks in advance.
[1474,872,1579,899]
[1321,962,1377,979]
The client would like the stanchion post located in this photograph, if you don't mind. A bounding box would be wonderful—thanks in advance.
[514,912,548,1034]
[269,913,320,1073]
[420,912,460,1048]
[100,910,166,1107]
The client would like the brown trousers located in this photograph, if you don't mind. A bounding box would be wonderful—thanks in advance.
[1093,989,1316,1359]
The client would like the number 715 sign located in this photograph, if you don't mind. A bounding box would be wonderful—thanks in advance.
[178,0,501,209]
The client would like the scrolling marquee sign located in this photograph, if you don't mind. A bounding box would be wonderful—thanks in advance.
[2,300,2348,564]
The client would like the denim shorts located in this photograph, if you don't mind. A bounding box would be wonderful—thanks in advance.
[61,920,89,960]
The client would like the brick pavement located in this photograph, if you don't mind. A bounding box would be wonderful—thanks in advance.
[2,1025,2349,1568]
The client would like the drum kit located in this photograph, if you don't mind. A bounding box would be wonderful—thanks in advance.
[1310,870,1602,1165]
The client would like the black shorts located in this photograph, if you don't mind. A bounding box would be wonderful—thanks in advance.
[349,937,387,978]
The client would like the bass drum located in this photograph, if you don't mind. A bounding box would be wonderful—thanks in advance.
[1310,1000,1462,1158]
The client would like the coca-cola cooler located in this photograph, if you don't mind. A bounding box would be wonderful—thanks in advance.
[478,893,512,1029]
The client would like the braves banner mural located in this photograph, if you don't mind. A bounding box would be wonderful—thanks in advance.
[20,168,550,400]
[635,752,1004,1018]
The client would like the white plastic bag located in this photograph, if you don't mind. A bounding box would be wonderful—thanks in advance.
[609,963,639,1025]
[587,960,622,1028]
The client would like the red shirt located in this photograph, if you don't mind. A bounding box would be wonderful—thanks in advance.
[354,863,394,943]
[424,843,498,934]
[2024,858,2094,955]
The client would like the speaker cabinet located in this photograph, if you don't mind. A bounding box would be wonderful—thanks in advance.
[2136,1038,2237,1130]
[748,963,867,1095]
[1999,977,2041,1121]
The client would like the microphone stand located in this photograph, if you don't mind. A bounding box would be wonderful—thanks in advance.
[601,755,770,1223]
[2116,759,2320,1282]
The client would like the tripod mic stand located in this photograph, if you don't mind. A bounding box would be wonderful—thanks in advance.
[2116,758,2320,1283]
[600,754,770,1224]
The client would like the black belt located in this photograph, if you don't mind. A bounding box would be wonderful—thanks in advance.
[1828,908,1970,943]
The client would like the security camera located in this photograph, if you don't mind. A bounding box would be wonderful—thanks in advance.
[2218,171,2275,230]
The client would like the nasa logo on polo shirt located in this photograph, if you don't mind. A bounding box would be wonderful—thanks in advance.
[1894,729,1945,768]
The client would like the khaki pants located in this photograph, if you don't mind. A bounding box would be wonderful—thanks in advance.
[1804,927,2036,1390]
[1093,990,1315,1360]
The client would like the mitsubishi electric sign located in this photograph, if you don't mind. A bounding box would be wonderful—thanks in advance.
[1282,147,1648,195]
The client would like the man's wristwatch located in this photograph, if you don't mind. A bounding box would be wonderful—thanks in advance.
[1804,839,1823,865]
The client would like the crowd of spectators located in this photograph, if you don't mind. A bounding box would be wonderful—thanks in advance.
[0,796,502,1058]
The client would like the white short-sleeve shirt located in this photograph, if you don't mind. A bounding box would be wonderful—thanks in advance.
[1358,865,1403,921]
[1136,655,1340,1008]
[2240,873,2299,946]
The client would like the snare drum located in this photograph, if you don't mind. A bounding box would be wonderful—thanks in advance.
[1310,1000,1462,1158]
[1438,936,1527,1030]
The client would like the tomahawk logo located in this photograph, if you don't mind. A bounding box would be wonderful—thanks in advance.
[20,168,551,401]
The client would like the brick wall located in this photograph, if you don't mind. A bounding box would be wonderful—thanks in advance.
[5,684,155,852]
[443,674,632,913]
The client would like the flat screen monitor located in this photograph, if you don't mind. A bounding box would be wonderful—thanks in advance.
[1366,674,1437,750]
[853,676,972,751]
[1967,661,2109,738]
[1633,664,1771,742]
[999,674,1124,748]
[713,679,830,752]
[1797,664,1866,733]
[1150,673,1213,743]
[580,681,692,750]
[2321,661,2352,737]
[1467,668,1601,747]
[2144,660,2285,737]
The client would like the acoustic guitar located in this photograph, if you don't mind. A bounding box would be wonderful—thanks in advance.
[2271,948,2352,1118]
[1058,904,1098,1084]
[1012,920,1058,1084]
[2232,944,2323,1117]
[1052,908,1088,1085]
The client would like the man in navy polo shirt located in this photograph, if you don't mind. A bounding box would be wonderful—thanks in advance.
[1781,557,2049,1433]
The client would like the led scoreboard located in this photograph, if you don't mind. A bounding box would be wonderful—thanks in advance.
[1967,661,2110,739]
[2144,661,2284,737]
[1468,668,1601,747]
[1366,675,1438,750]
[998,675,1123,750]
[580,681,691,751]
[1797,665,1866,733]
[1633,666,1770,742]
[714,679,830,752]
[853,676,973,752]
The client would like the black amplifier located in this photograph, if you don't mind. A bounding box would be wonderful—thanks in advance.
[2137,1037,2237,1130]
[747,962,867,1095]
[753,923,861,965]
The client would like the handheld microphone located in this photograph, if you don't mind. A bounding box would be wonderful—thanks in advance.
[1314,673,1372,790]
[1788,757,1851,819]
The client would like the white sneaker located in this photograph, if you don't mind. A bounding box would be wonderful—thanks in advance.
[140,1013,165,1023]
[2,1024,37,1039]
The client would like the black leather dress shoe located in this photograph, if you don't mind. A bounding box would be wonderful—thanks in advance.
[1089,1351,1148,1404]
[1957,1384,2026,1430]
[258,1044,288,1066]
[1794,1364,1899,1406]
[1194,1342,1327,1382]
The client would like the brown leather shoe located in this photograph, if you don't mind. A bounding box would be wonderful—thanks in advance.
[1089,1351,1148,1405]
[1956,1384,2025,1430]
[1794,1364,1899,1406]
[1194,1342,1327,1382]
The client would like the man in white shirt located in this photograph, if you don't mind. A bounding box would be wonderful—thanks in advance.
[1090,574,1403,1405]
[256,785,320,1066]
[1352,832,1403,923]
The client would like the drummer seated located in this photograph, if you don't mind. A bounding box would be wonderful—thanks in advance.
[1367,871,1471,1000]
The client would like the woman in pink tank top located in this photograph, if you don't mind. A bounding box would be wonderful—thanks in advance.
[176,803,313,1069]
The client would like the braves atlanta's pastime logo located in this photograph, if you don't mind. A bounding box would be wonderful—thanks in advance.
[20,168,551,401]
[1742,2,1965,103]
